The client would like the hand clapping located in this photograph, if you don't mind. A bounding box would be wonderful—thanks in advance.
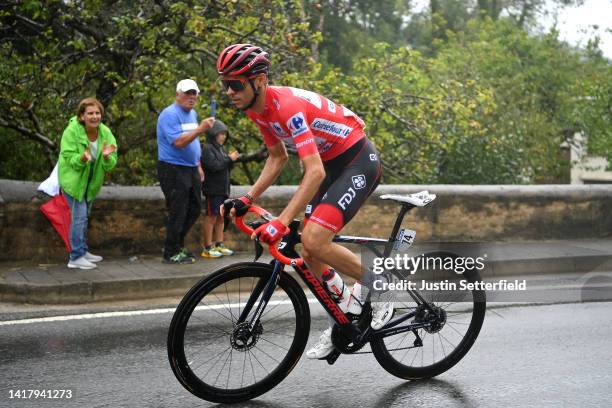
[80,149,92,163]
[102,142,117,160]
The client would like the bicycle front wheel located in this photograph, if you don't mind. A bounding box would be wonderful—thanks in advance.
[371,252,486,380]
[168,262,310,403]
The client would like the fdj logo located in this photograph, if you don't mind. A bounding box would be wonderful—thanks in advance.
[338,187,356,210]
[352,174,366,190]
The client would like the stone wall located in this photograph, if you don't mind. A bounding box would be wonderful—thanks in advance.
[1,179,611,262]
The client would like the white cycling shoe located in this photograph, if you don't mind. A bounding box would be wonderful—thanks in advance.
[306,327,334,359]
[306,302,394,359]
[371,301,394,330]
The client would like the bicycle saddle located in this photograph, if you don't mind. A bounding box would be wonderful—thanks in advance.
[380,190,436,207]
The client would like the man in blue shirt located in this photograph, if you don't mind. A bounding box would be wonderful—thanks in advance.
[157,79,215,263]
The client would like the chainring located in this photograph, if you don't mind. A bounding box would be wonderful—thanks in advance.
[330,308,372,354]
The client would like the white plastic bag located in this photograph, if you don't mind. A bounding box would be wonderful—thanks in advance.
[38,163,60,197]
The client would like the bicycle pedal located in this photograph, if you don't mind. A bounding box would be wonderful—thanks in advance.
[324,350,341,365]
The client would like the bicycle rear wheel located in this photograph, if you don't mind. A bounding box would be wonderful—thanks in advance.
[370,252,486,379]
[168,262,310,403]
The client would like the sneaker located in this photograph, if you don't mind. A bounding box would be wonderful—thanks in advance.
[84,251,103,263]
[180,248,196,260]
[306,327,335,359]
[68,256,97,270]
[371,301,394,330]
[201,247,223,258]
[214,243,234,256]
[163,252,195,264]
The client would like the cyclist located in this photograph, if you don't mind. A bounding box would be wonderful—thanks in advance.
[218,44,393,359]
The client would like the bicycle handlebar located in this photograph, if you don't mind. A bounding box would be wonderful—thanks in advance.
[233,205,304,267]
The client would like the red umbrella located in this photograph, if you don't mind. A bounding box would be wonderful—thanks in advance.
[40,193,72,252]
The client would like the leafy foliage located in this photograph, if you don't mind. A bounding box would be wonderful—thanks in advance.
[0,0,609,185]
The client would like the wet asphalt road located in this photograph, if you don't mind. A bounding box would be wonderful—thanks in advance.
[1,298,612,408]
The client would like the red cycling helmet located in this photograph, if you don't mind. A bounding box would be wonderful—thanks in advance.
[217,44,270,77]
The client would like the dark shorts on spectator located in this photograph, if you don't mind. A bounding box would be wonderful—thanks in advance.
[205,194,228,216]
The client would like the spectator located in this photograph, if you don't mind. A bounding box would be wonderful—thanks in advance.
[59,97,118,270]
[200,120,240,257]
[157,79,214,264]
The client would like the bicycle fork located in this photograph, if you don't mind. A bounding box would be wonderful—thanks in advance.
[237,260,283,330]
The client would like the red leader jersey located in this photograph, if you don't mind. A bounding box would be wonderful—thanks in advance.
[246,86,366,161]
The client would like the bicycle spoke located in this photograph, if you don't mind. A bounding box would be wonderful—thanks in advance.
[211,293,234,324]
[445,320,470,325]
[252,344,282,364]
[226,348,233,389]
[262,307,296,325]
[247,348,258,385]
[446,322,465,337]
[240,352,247,388]
[224,283,237,323]
[260,296,289,320]
[438,331,457,350]
[170,264,308,399]
[213,348,233,387]
[369,262,485,380]
[188,316,233,336]
[438,332,447,357]
[193,344,230,374]
[211,292,236,323]
[259,336,290,352]
[197,299,235,324]
[249,348,271,376]
[184,332,230,355]
[264,322,296,333]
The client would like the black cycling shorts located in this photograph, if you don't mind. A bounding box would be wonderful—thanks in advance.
[304,137,382,233]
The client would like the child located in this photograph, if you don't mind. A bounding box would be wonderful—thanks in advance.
[200,120,240,257]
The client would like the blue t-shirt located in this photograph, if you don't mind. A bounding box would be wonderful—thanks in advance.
[157,103,201,166]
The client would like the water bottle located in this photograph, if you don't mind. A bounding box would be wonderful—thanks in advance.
[322,269,350,312]
[347,282,363,315]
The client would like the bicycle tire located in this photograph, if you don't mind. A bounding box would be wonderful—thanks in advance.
[370,251,486,380]
[168,262,310,403]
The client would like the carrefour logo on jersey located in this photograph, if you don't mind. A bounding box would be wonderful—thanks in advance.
[287,112,309,137]
[311,118,353,138]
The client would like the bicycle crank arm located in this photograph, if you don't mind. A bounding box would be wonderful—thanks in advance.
[324,349,341,365]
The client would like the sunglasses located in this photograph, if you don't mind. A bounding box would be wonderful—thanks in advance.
[220,77,253,92]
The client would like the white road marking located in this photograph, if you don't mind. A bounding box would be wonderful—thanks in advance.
[0,298,322,326]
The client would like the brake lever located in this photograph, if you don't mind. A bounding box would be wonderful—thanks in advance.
[253,240,264,261]
[222,199,234,232]
[248,220,266,261]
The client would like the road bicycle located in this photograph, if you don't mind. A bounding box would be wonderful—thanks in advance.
[167,191,486,403]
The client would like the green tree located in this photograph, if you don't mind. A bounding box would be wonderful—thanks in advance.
[0,0,317,184]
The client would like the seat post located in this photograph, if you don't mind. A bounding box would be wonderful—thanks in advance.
[387,204,414,244]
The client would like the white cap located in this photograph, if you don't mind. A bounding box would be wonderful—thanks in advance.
[176,79,200,94]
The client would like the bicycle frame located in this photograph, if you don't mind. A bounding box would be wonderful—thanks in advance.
[233,201,438,341]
